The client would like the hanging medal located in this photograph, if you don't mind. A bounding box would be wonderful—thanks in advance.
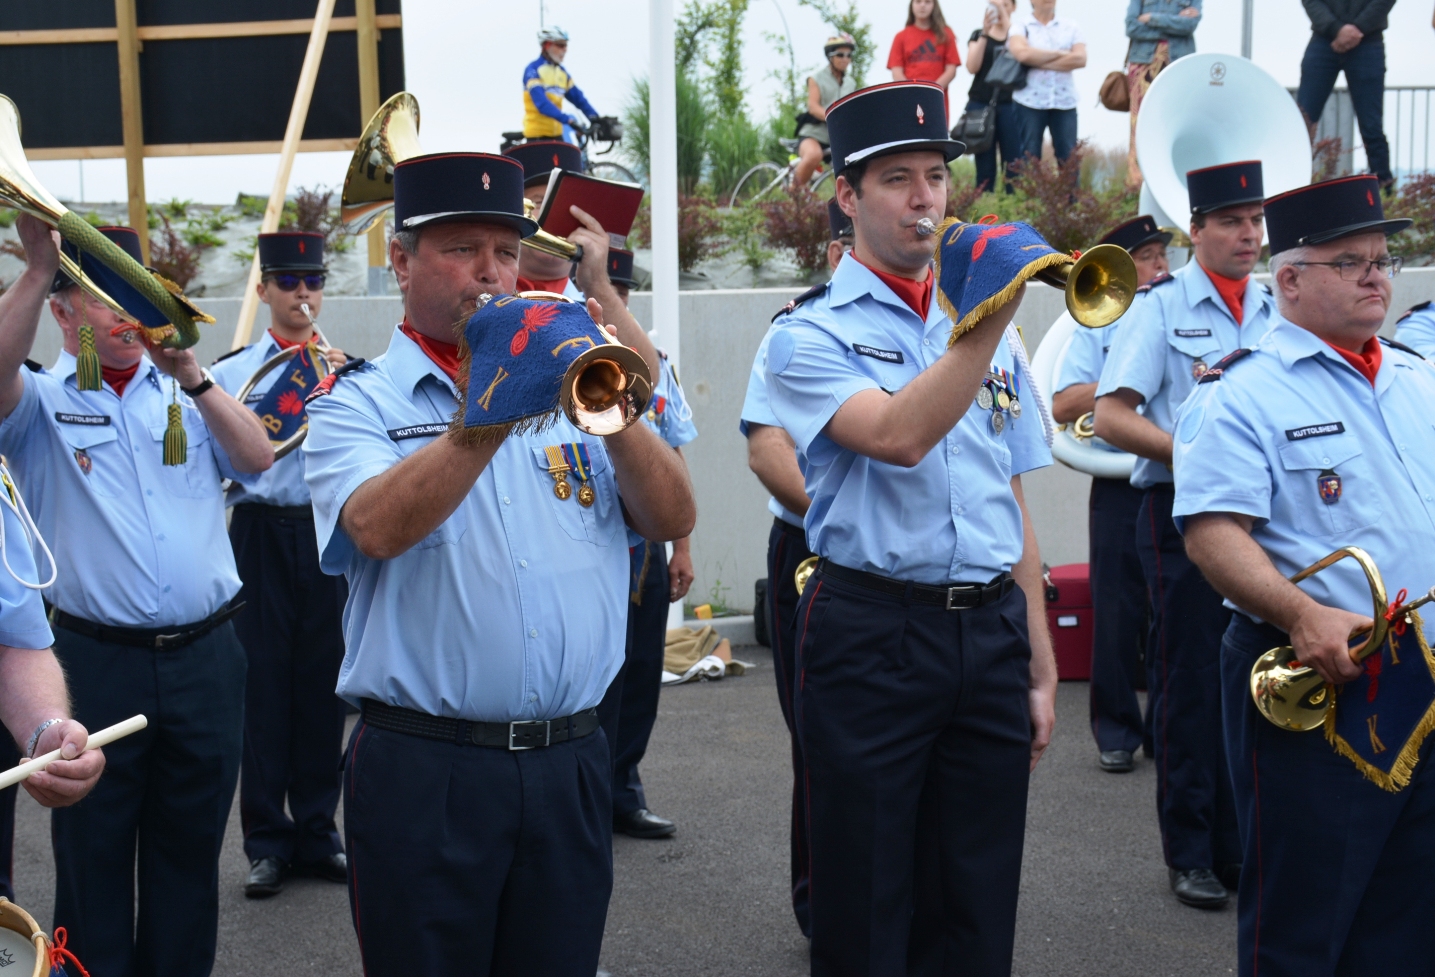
[1008,365,1022,418]
[561,441,596,507]
[977,372,995,411]
[544,445,574,500]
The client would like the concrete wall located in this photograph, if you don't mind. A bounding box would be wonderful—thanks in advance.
[31,268,1434,613]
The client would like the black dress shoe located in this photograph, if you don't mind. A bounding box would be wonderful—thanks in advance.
[1099,750,1135,773]
[614,808,677,838]
[295,852,348,883]
[245,857,287,899]
[1169,868,1229,909]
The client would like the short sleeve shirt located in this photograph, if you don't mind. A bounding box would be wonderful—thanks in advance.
[1010,13,1085,110]
[765,254,1051,585]
[0,462,55,650]
[741,324,807,528]
[1394,304,1435,359]
[626,351,697,547]
[887,26,961,82]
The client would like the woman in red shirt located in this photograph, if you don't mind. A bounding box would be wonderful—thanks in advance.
[888,0,961,114]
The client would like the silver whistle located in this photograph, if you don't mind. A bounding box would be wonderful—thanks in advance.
[915,218,938,236]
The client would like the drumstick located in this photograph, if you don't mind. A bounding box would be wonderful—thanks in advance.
[0,715,147,791]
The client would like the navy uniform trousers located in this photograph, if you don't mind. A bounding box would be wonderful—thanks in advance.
[1136,485,1240,873]
[796,567,1032,977]
[597,539,669,817]
[1223,614,1435,977]
[343,718,613,977]
[1088,476,1150,754]
[766,517,814,937]
[229,504,348,866]
[51,621,245,977]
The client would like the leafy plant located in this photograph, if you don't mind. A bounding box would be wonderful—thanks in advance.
[235,193,267,220]
[1388,172,1435,265]
[708,113,764,199]
[797,0,876,87]
[1312,137,1346,183]
[721,203,775,272]
[278,185,353,254]
[993,142,1139,253]
[761,189,831,274]
[148,214,203,290]
[677,194,724,270]
[625,73,711,194]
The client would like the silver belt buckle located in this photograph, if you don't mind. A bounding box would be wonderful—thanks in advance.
[508,720,551,751]
[153,631,182,648]
[945,586,976,611]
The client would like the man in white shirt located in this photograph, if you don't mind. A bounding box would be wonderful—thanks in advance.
[1007,0,1086,166]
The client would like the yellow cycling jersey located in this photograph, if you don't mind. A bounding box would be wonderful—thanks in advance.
[522,55,597,139]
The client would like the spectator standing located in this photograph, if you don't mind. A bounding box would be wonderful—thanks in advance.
[888,0,961,117]
[966,0,1022,193]
[1296,0,1396,190]
[1124,0,1201,188]
[1008,0,1086,167]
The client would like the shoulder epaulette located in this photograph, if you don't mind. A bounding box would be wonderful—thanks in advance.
[1396,300,1431,323]
[22,359,42,373]
[772,283,827,323]
[304,357,369,404]
[211,346,247,366]
[1196,347,1252,383]
[1380,336,1426,360]
[1136,272,1175,294]
[1261,283,1273,295]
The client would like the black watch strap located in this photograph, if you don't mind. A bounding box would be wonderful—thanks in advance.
[181,373,214,397]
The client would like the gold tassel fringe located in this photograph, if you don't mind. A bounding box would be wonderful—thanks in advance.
[75,323,102,392]
[163,401,187,466]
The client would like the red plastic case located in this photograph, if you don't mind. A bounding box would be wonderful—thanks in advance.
[1044,563,1093,681]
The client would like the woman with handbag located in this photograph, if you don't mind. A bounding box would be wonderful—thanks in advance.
[1124,0,1201,187]
[963,0,1021,194]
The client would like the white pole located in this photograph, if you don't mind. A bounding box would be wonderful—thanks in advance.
[1240,0,1253,59]
[649,0,680,379]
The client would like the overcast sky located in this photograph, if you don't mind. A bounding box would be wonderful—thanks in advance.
[28,0,1435,205]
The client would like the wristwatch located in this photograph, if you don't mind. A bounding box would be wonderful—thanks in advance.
[25,717,64,759]
[181,368,215,398]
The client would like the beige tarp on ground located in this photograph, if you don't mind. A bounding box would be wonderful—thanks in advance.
[662,626,752,685]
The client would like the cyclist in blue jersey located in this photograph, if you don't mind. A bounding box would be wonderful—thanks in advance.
[523,26,602,145]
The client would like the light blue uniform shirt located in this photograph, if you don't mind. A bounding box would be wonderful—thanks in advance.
[0,466,56,650]
[0,353,250,627]
[209,332,314,508]
[303,325,629,722]
[627,350,697,548]
[1097,260,1275,489]
[1394,303,1435,358]
[1172,317,1435,622]
[740,325,806,528]
[1054,312,1130,456]
[765,255,1051,585]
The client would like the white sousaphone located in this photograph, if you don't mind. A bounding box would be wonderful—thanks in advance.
[1032,53,1311,478]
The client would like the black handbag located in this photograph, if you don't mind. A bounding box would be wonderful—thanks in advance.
[985,46,1028,91]
[952,103,997,155]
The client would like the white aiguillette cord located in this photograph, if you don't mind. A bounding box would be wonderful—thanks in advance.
[0,458,56,591]
[1006,324,1054,447]
[0,715,148,790]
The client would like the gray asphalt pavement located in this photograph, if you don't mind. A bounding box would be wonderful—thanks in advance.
[8,646,1236,976]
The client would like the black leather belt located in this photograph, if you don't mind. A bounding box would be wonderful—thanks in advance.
[775,517,806,539]
[234,502,313,520]
[361,699,601,751]
[51,602,245,650]
[816,560,1015,610]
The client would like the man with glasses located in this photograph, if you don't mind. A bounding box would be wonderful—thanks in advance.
[522,26,602,146]
[1095,161,1275,911]
[1174,175,1431,976]
[210,232,353,899]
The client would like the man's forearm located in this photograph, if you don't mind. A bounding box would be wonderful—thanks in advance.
[194,389,275,474]
[1094,392,1172,464]
[341,436,501,560]
[1185,513,1310,631]
[1047,51,1085,71]
[747,425,810,516]
[1051,383,1096,424]
[1011,479,1055,689]
[0,647,69,751]
[607,422,696,541]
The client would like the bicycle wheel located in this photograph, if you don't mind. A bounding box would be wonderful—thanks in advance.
[728,162,786,208]
[588,161,642,186]
[809,169,835,200]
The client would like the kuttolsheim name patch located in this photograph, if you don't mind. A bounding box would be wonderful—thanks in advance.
[852,344,904,364]
[1174,328,1212,338]
[54,412,110,426]
[1285,422,1345,441]
[388,423,449,441]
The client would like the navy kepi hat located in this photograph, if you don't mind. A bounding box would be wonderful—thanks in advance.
[607,248,638,288]
[827,200,853,241]
[503,139,584,187]
[259,232,324,273]
[393,152,538,236]
[826,81,964,176]
[1186,160,1263,214]
[1263,174,1410,255]
[1099,215,1171,254]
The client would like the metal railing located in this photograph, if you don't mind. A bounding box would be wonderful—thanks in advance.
[1292,86,1435,181]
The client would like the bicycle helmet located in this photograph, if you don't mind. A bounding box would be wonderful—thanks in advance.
[823,33,856,56]
[537,26,570,46]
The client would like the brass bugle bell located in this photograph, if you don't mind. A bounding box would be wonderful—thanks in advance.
[234,320,333,461]
[794,556,818,597]
[341,92,422,235]
[521,199,584,263]
[1249,547,1435,732]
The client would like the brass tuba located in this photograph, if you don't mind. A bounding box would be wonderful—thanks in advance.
[0,96,207,347]
[1249,548,1435,731]
[341,92,422,235]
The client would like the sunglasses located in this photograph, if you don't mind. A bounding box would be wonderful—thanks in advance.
[265,273,326,292]
[830,51,853,58]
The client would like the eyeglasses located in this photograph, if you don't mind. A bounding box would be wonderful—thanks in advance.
[265,273,326,291]
[830,51,853,58]
[1292,257,1402,281]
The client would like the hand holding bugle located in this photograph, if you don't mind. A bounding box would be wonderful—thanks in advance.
[0,715,147,790]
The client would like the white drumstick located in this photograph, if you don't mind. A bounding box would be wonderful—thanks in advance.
[0,715,147,791]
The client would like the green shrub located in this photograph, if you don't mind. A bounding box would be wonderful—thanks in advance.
[721,203,775,272]
[708,114,764,200]
[760,189,830,274]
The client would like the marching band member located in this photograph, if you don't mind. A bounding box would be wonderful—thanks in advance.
[765,81,1056,976]
[302,152,694,975]
[504,138,587,299]
[1175,175,1433,976]
[1094,161,1274,909]
[0,217,272,974]
[1052,215,1169,773]
[1394,299,1435,357]
[209,232,352,898]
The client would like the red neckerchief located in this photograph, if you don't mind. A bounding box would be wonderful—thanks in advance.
[101,363,139,398]
[517,275,570,295]
[400,320,461,381]
[1201,264,1249,325]
[852,252,933,320]
[268,329,317,351]
[1324,334,1383,387]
